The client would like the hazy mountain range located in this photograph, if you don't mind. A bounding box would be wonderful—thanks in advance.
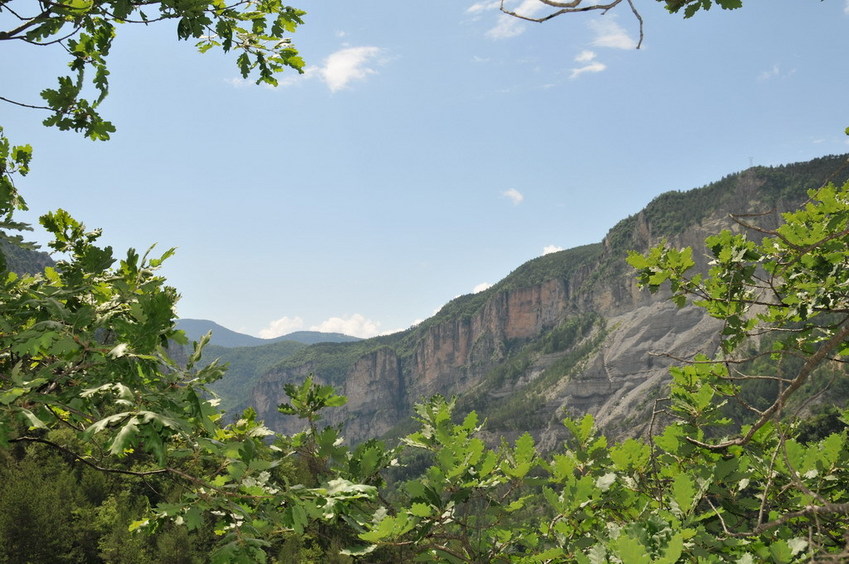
[175,318,360,348]
[211,154,849,446]
[8,155,849,446]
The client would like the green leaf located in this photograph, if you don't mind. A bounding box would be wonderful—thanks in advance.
[769,539,793,564]
[613,534,651,564]
[671,472,697,516]
[410,502,432,518]
[109,416,140,455]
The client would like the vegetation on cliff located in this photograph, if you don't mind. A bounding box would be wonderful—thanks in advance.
[2,0,848,560]
[2,174,848,562]
[238,155,849,447]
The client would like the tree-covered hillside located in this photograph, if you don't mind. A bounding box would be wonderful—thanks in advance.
[229,155,849,446]
[2,0,849,560]
[0,241,53,275]
[176,318,360,348]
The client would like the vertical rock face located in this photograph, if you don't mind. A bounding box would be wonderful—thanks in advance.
[257,279,579,440]
[335,347,405,440]
[249,156,849,445]
[406,279,573,401]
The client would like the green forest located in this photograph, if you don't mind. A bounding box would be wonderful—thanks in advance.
[2,0,849,562]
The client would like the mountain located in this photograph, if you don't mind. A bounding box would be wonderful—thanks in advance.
[1,241,54,274]
[203,340,310,412]
[176,320,360,412]
[175,318,360,347]
[228,155,849,446]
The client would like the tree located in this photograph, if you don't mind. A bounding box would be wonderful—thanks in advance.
[0,1,339,560]
[499,0,744,48]
[2,0,848,560]
[0,0,305,139]
[0,0,306,251]
[354,180,849,562]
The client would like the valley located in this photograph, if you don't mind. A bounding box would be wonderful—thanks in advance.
[202,154,849,445]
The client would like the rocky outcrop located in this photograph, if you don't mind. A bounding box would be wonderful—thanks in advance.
[246,155,849,445]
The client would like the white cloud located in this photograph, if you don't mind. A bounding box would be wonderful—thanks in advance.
[485,0,543,39]
[226,46,385,92]
[570,61,606,78]
[758,64,780,81]
[575,50,597,63]
[502,188,525,205]
[225,77,252,88]
[543,245,564,255]
[259,316,305,338]
[569,51,606,79]
[589,18,637,49]
[467,0,501,15]
[310,314,383,338]
[845,0,849,14]
[757,64,795,81]
[487,14,526,39]
[321,46,384,92]
[473,282,493,293]
[224,77,279,90]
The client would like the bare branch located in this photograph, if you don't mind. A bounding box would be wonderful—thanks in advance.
[753,502,849,535]
[499,0,644,48]
[0,95,51,110]
[10,435,170,477]
[686,322,849,451]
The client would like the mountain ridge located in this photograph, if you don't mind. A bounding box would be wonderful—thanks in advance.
[223,154,849,445]
[175,318,360,348]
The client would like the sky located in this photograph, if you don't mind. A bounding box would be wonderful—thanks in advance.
[2,0,849,338]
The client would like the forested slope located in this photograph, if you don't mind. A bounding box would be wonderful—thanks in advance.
[234,154,849,444]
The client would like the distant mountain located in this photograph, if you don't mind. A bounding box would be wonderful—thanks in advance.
[227,154,849,447]
[203,340,310,412]
[1,241,54,274]
[175,319,360,347]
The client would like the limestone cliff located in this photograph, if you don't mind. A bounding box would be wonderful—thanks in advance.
[247,155,849,445]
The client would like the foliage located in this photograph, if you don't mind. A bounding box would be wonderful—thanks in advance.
[0,0,305,140]
[201,339,307,412]
[0,210,380,561]
[354,179,849,561]
[0,127,36,267]
[0,0,305,238]
[498,0,746,49]
[603,155,849,260]
[1,177,849,561]
[2,0,849,559]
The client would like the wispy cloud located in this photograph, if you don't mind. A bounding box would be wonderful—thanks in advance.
[570,50,606,79]
[484,0,543,39]
[543,245,564,255]
[758,64,780,81]
[845,0,849,14]
[467,0,501,15]
[231,46,386,92]
[574,50,596,63]
[757,64,795,81]
[589,17,637,49]
[473,282,493,293]
[310,314,385,338]
[502,188,525,205]
[259,316,305,338]
[321,46,385,92]
[260,313,393,339]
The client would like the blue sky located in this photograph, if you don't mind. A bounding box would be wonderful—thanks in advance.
[3,0,849,338]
